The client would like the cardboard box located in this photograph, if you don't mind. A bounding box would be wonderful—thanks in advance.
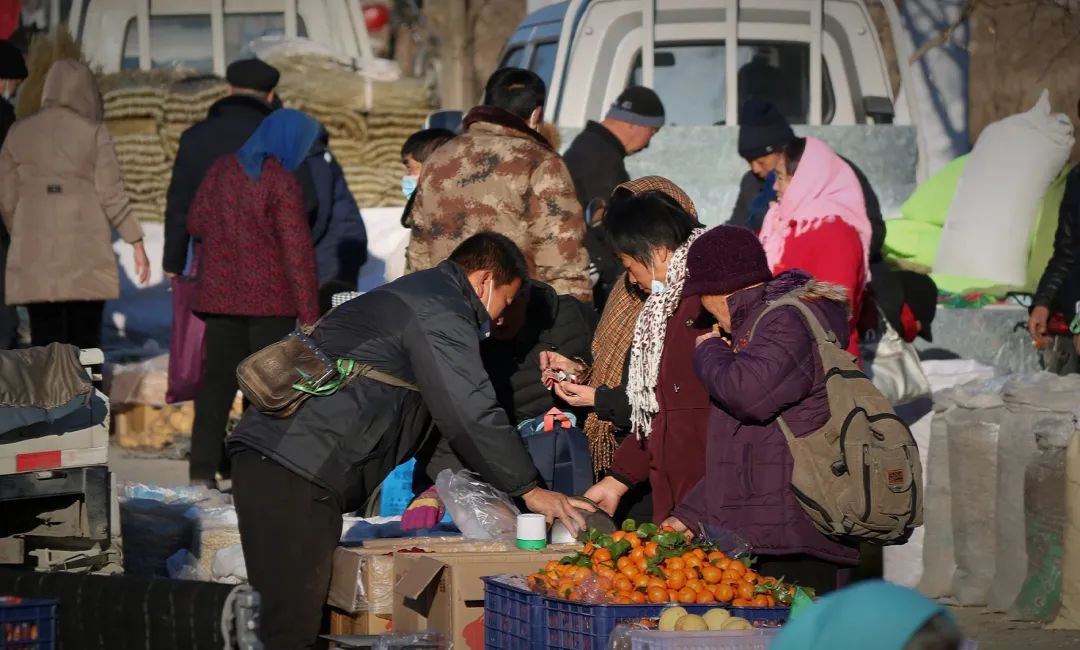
[326,607,393,636]
[328,538,574,614]
[393,549,571,650]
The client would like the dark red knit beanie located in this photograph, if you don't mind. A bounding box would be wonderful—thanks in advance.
[683,225,772,297]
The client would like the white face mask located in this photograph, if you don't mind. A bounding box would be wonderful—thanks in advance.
[649,261,668,295]
[479,278,494,339]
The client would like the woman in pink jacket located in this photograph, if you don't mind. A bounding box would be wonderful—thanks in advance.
[758,137,871,358]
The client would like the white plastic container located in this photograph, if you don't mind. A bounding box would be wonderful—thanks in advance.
[628,628,778,650]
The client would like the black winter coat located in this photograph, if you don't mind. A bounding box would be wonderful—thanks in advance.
[163,95,273,274]
[1034,166,1080,318]
[481,281,597,424]
[564,121,630,309]
[227,261,541,511]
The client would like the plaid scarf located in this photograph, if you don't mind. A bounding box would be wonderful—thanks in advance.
[627,227,705,439]
[582,275,644,476]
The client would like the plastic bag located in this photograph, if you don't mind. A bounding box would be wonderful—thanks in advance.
[211,544,248,583]
[435,469,519,540]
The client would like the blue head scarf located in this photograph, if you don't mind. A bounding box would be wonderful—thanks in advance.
[770,580,955,650]
[237,108,322,180]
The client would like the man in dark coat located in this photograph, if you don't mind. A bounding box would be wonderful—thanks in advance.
[297,127,368,287]
[0,40,26,349]
[228,232,591,650]
[729,98,886,264]
[163,58,279,276]
[563,86,665,310]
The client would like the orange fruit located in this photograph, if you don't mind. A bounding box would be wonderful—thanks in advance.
[613,575,633,594]
[647,576,667,591]
[666,557,685,571]
[737,583,755,601]
[644,542,659,558]
[572,567,592,585]
[583,542,594,555]
[727,560,746,577]
[593,548,612,564]
[767,595,777,607]
[752,594,771,607]
[597,566,617,581]
[612,531,627,542]
[742,570,759,585]
[686,579,705,593]
[596,575,613,592]
[722,569,743,584]
[667,588,679,602]
[626,533,643,549]
[713,558,731,571]
[677,587,697,604]
[665,572,686,590]
[635,559,649,574]
[684,568,699,582]
[732,597,752,607]
[707,551,726,563]
[633,574,651,592]
[616,557,632,571]
[630,590,647,604]
[684,556,703,571]
[714,584,735,603]
[621,565,640,579]
[614,595,632,605]
[647,586,668,603]
[700,566,723,585]
[695,590,716,604]
[692,548,707,560]
[629,547,646,563]
[661,525,676,532]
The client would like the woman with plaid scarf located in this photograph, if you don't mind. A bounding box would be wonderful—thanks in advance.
[542,177,713,524]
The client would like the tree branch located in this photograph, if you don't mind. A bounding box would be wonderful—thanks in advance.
[908,0,980,64]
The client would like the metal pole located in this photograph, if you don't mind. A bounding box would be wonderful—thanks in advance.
[284,0,298,39]
[136,0,151,70]
[210,0,225,76]
[808,0,823,125]
[725,0,738,125]
[641,0,655,87]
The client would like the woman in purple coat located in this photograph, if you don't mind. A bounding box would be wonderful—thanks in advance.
[666,225,859,594]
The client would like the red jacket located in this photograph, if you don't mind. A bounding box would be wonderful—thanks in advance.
[188,155,319,324]
[771,219,865,359]
[609,296,712,522]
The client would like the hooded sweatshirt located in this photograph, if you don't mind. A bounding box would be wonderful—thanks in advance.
[0,59,143,305]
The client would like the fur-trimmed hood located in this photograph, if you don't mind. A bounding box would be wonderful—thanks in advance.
[763,269,850,314]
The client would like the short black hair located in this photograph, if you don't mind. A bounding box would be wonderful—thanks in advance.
[604,191,702,265]
[782,137,808,176]
[449,232,529,287]
[483,68,546,121]
[401,128,455,164]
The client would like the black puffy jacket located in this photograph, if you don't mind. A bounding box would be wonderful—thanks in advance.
[481,281,597,424]
[228,261,541,511]
[1034,166,1080,317]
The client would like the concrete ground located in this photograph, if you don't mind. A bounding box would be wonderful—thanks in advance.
[108,442,1080,648]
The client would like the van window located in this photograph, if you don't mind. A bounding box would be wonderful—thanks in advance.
[630,41,835,125]
[530,42,558,89]
[122,13,308,72]
[500,46,527,70]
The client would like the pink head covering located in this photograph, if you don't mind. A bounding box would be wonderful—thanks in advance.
[759,137,871,276]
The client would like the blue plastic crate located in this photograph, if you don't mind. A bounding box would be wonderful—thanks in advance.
[544,598,717,650]
[482,577,545,650]
[727,606,789,626]
[0,597,56,650]
[379,459,417,517]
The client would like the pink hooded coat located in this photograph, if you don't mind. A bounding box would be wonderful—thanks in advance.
[758,137,871,356]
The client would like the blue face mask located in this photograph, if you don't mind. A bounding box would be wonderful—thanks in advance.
[401,175,419,199]
[649,262,669,295]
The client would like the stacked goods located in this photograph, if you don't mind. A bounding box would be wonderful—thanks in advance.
[266,55,434,208]
[95,55,431,223]
[527,519,804,608]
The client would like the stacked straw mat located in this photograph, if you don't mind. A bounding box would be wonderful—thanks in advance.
[98,56,433,222]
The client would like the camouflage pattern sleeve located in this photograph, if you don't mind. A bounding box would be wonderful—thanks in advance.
[527,154,593,302]
[405,184,434,273]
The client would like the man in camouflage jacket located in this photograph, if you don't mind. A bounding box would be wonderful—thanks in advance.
[406,68,592,303]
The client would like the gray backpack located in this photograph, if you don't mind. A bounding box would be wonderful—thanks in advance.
[748,290,923,544]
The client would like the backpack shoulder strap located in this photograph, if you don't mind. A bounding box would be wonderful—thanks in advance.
[746,290,840,349]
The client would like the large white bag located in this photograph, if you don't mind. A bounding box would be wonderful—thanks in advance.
[934,90,1074,286]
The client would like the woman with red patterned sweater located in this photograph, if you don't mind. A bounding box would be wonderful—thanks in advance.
[187,108,321,488]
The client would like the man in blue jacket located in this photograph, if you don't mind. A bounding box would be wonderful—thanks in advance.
[297,128,368,290]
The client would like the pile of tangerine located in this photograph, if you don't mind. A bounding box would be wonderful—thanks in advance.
[528,529,787,606]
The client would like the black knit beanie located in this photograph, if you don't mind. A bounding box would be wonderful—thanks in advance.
[607,86,666,128]
[738,98,795,160]
[683,225,772,297]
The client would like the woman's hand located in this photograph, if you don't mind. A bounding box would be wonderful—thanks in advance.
[1028,305,1050,348]
[583,476,629,516]
[132,241,150,285]
[553,381,596,407]
[522,487,595,536]
[661,516,693,540]
[540,351,586,381]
